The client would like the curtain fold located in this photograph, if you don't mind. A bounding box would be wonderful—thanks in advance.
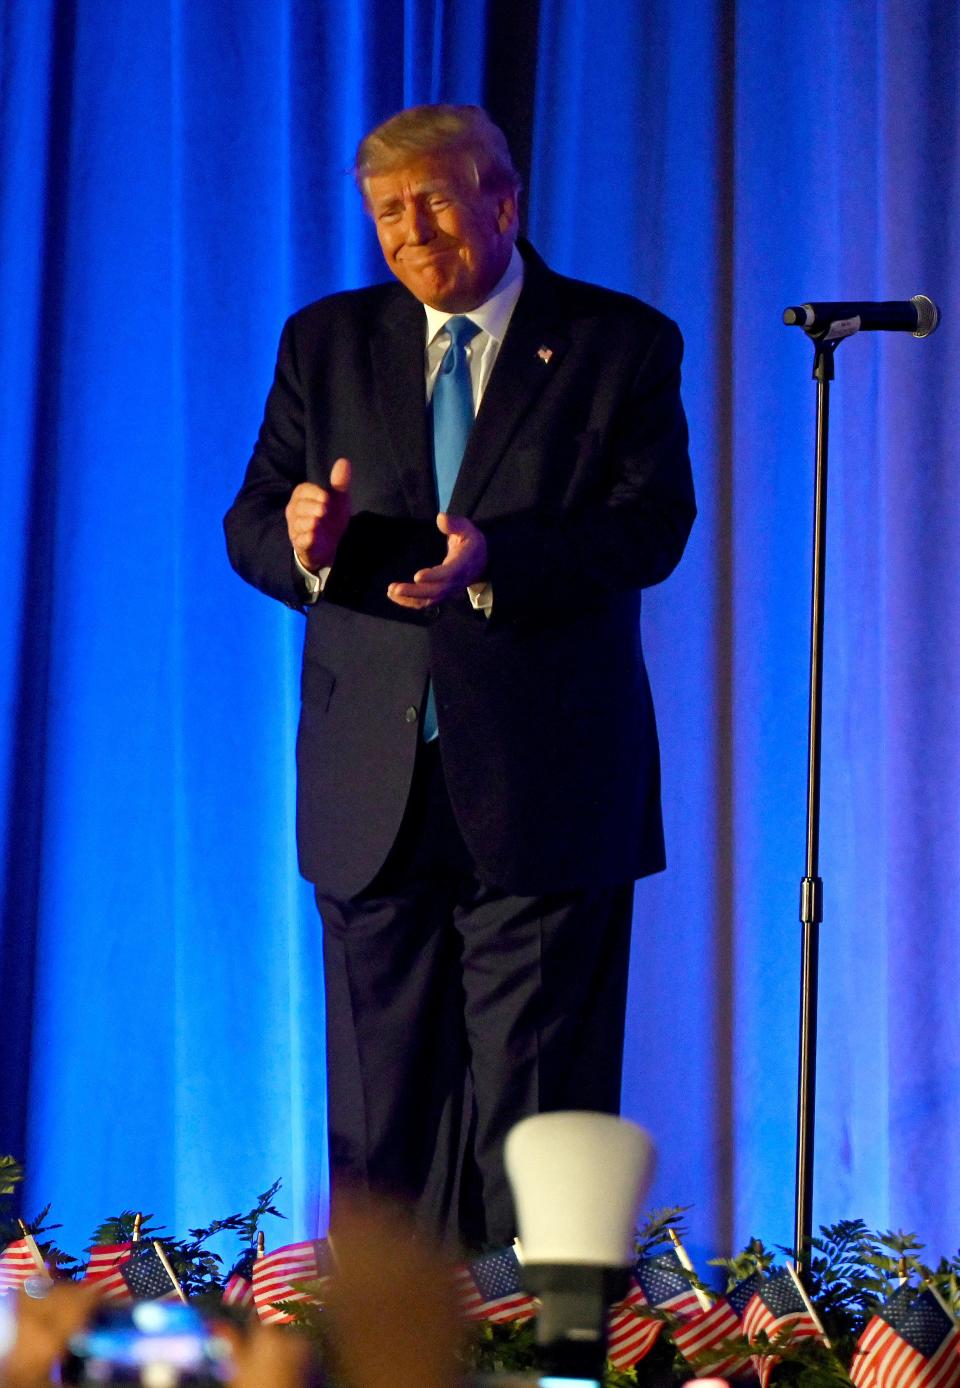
[2,0,957,1263]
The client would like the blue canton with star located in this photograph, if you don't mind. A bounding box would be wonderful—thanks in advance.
[878,1287,954,1355]
[634,1250,694,1305]
[728,1273,763,1317]
[756,1269,808,1319]
[228,1246,258,1281]
[121,1246,175,1300]
[471,1247,524,1300]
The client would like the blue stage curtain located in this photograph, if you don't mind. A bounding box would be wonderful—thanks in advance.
[2,0,958,1265]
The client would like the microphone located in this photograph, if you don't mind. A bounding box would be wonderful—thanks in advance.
[503,1112,656,1383]
[782,295,940,339]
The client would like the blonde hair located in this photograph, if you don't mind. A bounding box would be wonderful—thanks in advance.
[355,104,521,197]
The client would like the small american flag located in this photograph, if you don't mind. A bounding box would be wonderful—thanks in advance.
[83,1243,135,1304]
[221,1248,256,1309]
[742,1269,825,1388]
[0,1236,45,1292]
[454,1246,537,1324]
[120,1244,181,1302]
[673,1273,762,1378]
[251,1240,331,1325]
[606,1278,662,1370]
[635,1249,704,1320]
[851,1286,960,1388]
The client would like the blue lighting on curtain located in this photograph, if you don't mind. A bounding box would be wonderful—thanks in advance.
[2,0,959,1266]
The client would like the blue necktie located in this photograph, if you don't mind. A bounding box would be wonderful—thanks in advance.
[423,316,480,741]
[431,315,480,512]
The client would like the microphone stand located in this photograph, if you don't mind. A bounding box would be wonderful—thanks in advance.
[785,296,939,1277]
[793,331,840,1280]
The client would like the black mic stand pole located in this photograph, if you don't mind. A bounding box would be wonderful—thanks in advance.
[794,330,841,1281]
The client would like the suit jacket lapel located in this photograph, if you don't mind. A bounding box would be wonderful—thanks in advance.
[369,289,437,519]
[450,254,569,516]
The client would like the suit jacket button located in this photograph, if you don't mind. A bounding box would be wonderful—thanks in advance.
[404,705,418,724]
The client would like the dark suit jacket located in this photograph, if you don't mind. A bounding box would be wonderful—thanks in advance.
[224,244,695,900]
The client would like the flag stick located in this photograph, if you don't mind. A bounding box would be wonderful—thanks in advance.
[925,1281,958,1324]
[133,1213,143,1244]
[16,1221,48,1277]
[786,1261,831,1347]
[153,1241,188,1305]
[668,1228,712,1311]
[256,1231,265,1259]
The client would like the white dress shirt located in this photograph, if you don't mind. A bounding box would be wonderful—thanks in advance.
[423,244,524,409]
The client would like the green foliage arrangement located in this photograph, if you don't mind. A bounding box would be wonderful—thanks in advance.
[0,1158,283,1303]
[4,1160,960,1388]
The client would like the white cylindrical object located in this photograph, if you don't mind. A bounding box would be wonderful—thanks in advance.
[504,1112,656,1266]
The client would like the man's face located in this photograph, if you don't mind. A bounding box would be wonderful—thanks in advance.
[366,153,518,312]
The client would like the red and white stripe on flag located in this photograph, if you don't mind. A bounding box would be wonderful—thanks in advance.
[82,1244,134,1304]
[222,1274,254,1310]
[742,1298,820,1347]
[452,1263,537,1324]
[851,1312,888,1388]
[871,1321,960,1388]
[251,1241,329,1325]
[742,1293,822,1388]
[0,1238,43,1291]
[606,1279,662,1371]
[673,1297,753,1379]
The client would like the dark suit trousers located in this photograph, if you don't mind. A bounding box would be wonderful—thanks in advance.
[316,742,635,1249]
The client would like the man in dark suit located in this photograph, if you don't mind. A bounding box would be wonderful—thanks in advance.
[224,104,695,1248]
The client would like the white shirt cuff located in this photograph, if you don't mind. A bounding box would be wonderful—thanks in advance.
[467,581,493,617]
[294,549,330,604]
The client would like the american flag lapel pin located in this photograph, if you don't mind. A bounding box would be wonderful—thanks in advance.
[537,345,553,364]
